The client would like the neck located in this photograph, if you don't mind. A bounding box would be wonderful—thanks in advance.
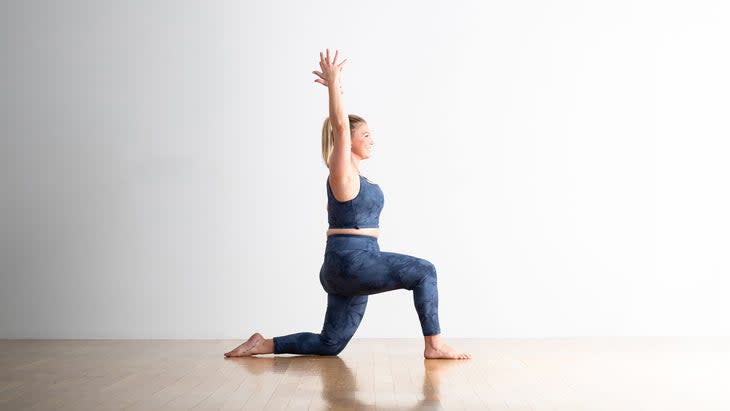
[351,157,362,175]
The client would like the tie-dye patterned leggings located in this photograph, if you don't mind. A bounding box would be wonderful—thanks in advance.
[272,234,441,355]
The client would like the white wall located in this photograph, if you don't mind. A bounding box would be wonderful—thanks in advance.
[1,0,728,339]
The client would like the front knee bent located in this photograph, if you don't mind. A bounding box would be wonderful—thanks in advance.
[421,259,437,280]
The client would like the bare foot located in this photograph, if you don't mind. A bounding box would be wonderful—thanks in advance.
[424,343,472,360]
[224,332,265,357]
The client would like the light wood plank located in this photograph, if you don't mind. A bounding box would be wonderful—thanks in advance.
[0,338,729,410]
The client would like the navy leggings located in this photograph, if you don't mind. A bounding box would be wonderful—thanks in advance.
[272,234,440,355]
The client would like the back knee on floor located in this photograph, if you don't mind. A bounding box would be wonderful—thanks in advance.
[319,338,349,356]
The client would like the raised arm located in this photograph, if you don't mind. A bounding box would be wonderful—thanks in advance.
[313,49,353,182]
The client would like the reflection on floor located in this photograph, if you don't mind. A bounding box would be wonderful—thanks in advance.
[1,337,729,410]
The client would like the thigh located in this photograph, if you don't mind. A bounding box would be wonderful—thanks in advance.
[321,249,434,295]
[376,251,436,289]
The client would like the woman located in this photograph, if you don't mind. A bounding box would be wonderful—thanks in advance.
[224,49,470,360]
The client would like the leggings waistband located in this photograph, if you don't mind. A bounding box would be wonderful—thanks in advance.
[326,234,380,252]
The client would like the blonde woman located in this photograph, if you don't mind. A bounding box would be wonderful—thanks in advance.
[224,49,470,360]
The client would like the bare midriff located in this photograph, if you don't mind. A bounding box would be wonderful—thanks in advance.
[326,227,379,238]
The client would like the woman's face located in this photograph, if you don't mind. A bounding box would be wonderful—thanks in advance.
[351,122,374,160]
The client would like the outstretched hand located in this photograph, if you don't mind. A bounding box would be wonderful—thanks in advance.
[312,48,347,91]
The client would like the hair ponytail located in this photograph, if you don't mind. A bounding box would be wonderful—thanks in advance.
[321,114,366,168]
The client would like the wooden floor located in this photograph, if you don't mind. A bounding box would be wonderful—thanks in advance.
[0,337,728,410]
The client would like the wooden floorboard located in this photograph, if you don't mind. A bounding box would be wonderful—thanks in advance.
[0,337,728,410]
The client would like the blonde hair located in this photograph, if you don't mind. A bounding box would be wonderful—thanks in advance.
[321,114,366,168]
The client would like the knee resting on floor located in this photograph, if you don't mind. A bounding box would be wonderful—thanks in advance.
[319,336,349,356]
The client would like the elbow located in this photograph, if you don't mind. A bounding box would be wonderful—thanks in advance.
[331,126,351,144]
[329,114,349,132]
[330,121,348,134]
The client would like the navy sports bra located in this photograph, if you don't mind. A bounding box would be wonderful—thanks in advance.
[327,175,384,229]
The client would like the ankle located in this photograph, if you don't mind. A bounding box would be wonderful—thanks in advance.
[261,339,275,354]
[424,334,442,348]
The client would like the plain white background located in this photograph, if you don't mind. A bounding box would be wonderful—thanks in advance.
[1,0,728,339]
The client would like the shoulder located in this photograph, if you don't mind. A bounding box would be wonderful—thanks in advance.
[328,172,361,203]
[328,172,359,186]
